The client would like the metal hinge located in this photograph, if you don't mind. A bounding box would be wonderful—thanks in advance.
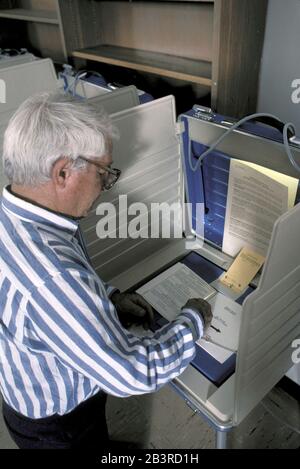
[192,105,216,122]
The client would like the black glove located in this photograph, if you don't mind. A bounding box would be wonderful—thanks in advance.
[110,291,154,330]
[181,298,213,333]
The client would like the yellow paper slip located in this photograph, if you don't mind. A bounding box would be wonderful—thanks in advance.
[220,247,265,293]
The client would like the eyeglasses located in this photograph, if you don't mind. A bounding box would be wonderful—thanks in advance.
[78,156,121,192]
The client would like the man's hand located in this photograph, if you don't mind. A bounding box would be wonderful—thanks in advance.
[110,292,154,330]
[181,298,213,332]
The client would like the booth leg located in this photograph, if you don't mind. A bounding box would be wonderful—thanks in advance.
[216,430,228,449]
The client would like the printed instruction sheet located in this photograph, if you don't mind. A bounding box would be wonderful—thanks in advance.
[222,160,289,257]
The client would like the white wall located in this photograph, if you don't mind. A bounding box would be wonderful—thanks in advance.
[257,0,300,135]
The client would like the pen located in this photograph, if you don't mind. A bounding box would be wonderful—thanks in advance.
[202,336,237,353]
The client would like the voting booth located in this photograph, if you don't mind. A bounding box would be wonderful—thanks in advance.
[79,95,300,448]
[59,65,153,104]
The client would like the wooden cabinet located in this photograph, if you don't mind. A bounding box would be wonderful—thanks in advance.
[0,0,67,62]
[0,0,268,117]
[0,0,97,63]
[72,0,268,118]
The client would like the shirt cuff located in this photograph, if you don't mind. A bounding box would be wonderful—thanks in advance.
[106,286,120,298]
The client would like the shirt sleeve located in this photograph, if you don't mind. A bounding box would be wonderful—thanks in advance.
[26,268,202,398]
[103,282,119,298]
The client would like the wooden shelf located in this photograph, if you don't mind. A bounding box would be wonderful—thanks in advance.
[73,45,212,87]
[0,8,59,25]
[0,0,268,116]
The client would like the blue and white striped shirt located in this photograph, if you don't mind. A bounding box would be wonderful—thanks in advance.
[0,187,203,418]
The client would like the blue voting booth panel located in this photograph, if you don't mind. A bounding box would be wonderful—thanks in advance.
[82,74,108,88]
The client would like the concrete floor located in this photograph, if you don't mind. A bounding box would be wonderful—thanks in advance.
[0,380,299,449]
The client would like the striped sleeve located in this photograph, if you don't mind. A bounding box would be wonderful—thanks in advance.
[102,282,119,298]
[26,269,201,398]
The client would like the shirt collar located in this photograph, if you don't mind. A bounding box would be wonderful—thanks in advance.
[1,186,79,235]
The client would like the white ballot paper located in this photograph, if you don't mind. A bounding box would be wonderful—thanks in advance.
[137,264,242,363]
[222,160,289,257]
[137,263,216,322]
[197,293,242,363]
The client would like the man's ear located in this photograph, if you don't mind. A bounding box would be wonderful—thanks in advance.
[52,158,72,188]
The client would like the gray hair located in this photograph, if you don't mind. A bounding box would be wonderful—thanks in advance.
[3,91,116,186]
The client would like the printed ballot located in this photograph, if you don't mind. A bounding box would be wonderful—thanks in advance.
[137,263,242,363]
[222,160,290,257]
[137,263,216,322]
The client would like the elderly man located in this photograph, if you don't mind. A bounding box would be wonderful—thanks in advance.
[0,92,212,449]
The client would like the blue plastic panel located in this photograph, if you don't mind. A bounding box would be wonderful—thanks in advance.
[181,115,230,248]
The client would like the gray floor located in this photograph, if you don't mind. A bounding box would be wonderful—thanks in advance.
[0,381,299,449]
